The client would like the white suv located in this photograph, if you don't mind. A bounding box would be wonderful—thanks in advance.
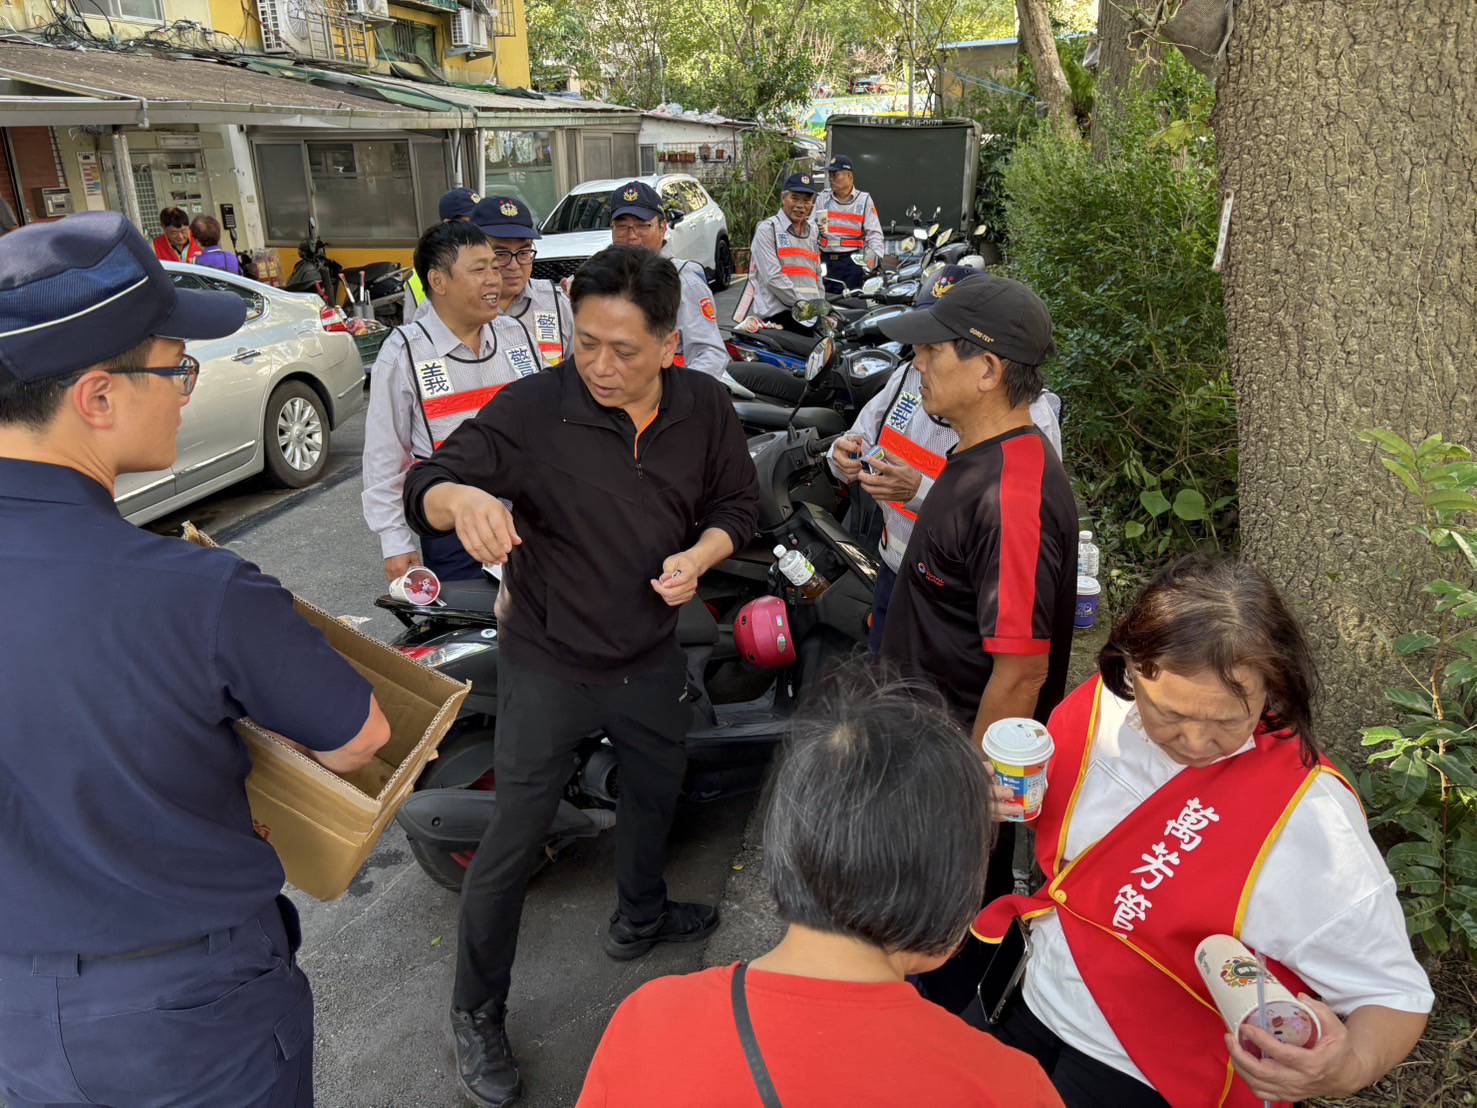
[532,174,734,291]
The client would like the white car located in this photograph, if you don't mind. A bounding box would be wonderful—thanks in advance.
[116,263,367,525]
[532,174,734,291]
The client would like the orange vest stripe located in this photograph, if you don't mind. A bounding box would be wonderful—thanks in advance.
[878,425,947,520]
[422,382,509,424]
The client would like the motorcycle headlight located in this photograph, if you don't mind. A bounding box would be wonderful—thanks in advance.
[849,353,894,379]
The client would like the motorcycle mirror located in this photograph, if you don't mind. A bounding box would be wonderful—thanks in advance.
[927,223,940,239]
[975,223,988,236]
[935,228,952,247]
[862,275,884,296]
[308,216,318,238]
[900,239,918,254]
[850,251,867,265]
[913,226,928,241]
[805,337,834,381]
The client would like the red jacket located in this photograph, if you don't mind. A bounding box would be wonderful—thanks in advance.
[152,233,202,264]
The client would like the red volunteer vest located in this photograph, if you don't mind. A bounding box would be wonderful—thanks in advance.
[975,677,1352,1108]
[875,374,947,521]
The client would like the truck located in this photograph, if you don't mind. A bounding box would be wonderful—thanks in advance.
[824,115,982,247]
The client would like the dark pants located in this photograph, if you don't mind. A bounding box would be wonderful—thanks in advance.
[453,644,691,1014]
[823,250,867,291]
[867,564,897,657]
[0,896,313,1108]
[421,531,485,582]
[915,822,1017,1013]
[973,994,1171,1108]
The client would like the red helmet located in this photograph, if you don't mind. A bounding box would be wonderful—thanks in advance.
[734,596,796,669]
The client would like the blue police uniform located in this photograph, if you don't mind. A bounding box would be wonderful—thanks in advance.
[0,212,375,1108]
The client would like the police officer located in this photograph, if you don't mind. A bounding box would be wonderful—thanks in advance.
[403,185,480,322]
[816,154,883,291]
[742,171,823,333]
[607,180,727,378]
[0,212,391,1107]
[472,195,574,369]
[364,219,536,584]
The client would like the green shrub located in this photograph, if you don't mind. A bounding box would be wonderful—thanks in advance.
[1001,56,1232,604]
[1358,430,1477,962]
[713,130,802,256]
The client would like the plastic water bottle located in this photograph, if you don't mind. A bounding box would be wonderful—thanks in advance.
[773,544,830,601]
[1077,530,1100,578]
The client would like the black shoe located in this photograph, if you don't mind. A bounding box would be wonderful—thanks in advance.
[604,900,720,961]
[450,1005,521,1107]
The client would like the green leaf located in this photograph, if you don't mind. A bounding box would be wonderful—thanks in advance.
[1396,809,1443,842]
[1424,490,1477,515]
[1451,530,1477,575]
[1139,488,1171,518]
[1123,520,1145,540]
[1453,912,1477,950]
[1394,633,1440,656]
[1386,841,1444,870]
[1418,922,1451,955]
[1394,865,1443,896]
[1211,495,1235,511]
[1385,687,1435,716]
[1448,847,1477,881]
[1380,456,1420,496]
[1391,753,1432,804]
[1360,428,1417,464]
[1171,488,1207,521]
[1156,533,1171,555]
[1360,725,1403,747]
[1431,753,1477,789]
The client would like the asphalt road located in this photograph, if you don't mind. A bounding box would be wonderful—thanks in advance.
[135,278,770,1107]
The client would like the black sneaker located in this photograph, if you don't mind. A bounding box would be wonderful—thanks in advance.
[450,1005,521,1107]
[604,899,720,961]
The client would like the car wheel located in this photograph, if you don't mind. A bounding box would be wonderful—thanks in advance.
[263,380,329,489]
[710,236,733,292]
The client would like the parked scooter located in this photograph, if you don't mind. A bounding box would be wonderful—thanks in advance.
[284,218,409,324]
[382,426,876,890]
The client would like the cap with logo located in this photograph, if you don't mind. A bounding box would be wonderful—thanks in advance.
[0,211,247,385]
[881,272,1056,365]
[782,172,818,196]
[473,195,541,240]
[828,154,854,173]
[609,181,664,222]
[915,264,979,308]
[439,186,480,222]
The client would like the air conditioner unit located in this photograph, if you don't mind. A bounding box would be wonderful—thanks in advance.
[346,0,392,22]
[449,8,490,53]
[258,0,312,55]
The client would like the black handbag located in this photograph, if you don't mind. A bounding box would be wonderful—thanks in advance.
[730,964,783,1108]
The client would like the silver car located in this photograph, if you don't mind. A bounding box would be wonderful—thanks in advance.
[117,264,366,525]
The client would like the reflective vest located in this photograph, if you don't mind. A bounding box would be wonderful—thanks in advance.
[400,319,536,450]
[500,279,570,367]
[975,678,1354,1108]
[407,271,426,306]
[818,189,875,252]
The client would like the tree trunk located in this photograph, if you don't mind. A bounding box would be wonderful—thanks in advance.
[1016,0,1074,133]
[1091,0,1159,158]
[1213,1,1477,759]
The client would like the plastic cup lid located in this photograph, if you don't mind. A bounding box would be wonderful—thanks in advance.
[982,717,1055,763]
[1077,574,1101,594]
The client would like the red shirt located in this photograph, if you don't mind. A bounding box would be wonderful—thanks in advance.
[152,232,202,264]
[577,964,1063,1107]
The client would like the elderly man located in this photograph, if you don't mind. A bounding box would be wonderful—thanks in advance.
[607,180,726,378]
[742,172,823,333]
[815,154,883,291]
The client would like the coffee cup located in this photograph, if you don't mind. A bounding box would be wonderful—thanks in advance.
[1074,575,1100,630]
[1194,934,1321,1055]
[390,566,441,606]
[981,718,1055,822]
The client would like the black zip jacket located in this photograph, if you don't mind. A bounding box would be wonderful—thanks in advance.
[404,361,760,683]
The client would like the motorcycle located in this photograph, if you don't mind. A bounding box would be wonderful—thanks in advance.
[284,218,408,324]
[381,424,877,891]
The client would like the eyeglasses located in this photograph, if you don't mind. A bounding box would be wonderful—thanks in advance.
[114,355,201,397]
[491,248,536,268]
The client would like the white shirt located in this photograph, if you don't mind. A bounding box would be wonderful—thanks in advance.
[1023,689,1433,1086]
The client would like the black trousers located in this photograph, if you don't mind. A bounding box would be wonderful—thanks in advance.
[974,993,1171,1108]
[823,250,867,291]
[453,644,690,1014]
[915,821,1018,1013]
[420,531,485,582]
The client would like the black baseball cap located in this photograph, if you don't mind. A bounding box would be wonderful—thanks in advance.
[782,172,818,195]
[473,195,541,239]
[881,273,1055,365]
[828,155,854,173]
[0,211,246,385]
[609,181,664,221]
[439,186,480,221]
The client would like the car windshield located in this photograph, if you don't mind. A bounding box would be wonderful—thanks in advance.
[541,192,612,234]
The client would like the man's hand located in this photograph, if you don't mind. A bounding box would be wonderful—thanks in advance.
[384,552,422,584]
[1227,996,1370,1101]
[831,434,866,483]
[430,484,521,565]
[651,551,702,607]
[858,452,922,503]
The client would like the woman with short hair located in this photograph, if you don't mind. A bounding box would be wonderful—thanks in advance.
[151,207,201,264]
[578,676,1062,1107]
[190,215,241,275]
[973,555,1433,1107]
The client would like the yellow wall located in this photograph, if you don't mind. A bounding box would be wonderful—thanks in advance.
[384,2,530,88]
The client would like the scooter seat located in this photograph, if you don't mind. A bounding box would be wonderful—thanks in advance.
[747,329,819,358]
[436,577,498,614]
[734,401,848,437]
[677,597,719,646]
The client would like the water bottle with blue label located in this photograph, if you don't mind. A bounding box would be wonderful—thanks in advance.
[1076,530,1100,630]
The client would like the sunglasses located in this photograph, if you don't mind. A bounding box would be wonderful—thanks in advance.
[114,354,201,396]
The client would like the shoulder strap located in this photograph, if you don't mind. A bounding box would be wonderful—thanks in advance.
[729,965,782,1108]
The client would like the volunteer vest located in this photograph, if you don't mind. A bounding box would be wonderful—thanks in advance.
[873,366,957,574]
[503,279,568,367]
[400,320,534,450]
[672,258,707,370]
[974,678,1353,1108]
[819,189,874,252]
[407,271,426,306]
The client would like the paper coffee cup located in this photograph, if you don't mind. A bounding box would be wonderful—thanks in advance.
[1074,575,1100,630]
[981,718,1055,822]
[1194,935,1321,1053]
[390,566,441,606]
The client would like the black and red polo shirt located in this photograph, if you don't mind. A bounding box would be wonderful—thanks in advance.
[880,425,1078,724]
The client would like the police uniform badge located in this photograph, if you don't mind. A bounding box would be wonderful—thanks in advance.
[931,276,959,300]
[535,312,559,345]
[508,345,538,378]
[499,199,519,217]
[700,297,717,322]
[414,359,453,398]
[623,186,639,202]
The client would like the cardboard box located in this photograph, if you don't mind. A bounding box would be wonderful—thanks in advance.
[183,524,471,900]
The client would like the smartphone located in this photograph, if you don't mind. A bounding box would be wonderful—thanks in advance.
[975,918,1032,1025]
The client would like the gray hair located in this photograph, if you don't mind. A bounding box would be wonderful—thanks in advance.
[950,340,1044,408]
[762,669,995,956]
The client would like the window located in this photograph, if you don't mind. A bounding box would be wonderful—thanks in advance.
[640,145,656,175]
[541,191,612,234]
[484,130,558,223]
[308,140,417,240]
[254,144,311,243]
[169,271,265,321]
[676,179,709,214]
[76,0,163,20]
[375,20,439,70]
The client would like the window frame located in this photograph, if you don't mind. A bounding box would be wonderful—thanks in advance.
[75,0,164,22]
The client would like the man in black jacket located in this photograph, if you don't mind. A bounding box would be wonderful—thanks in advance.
[403,245,759,1108]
